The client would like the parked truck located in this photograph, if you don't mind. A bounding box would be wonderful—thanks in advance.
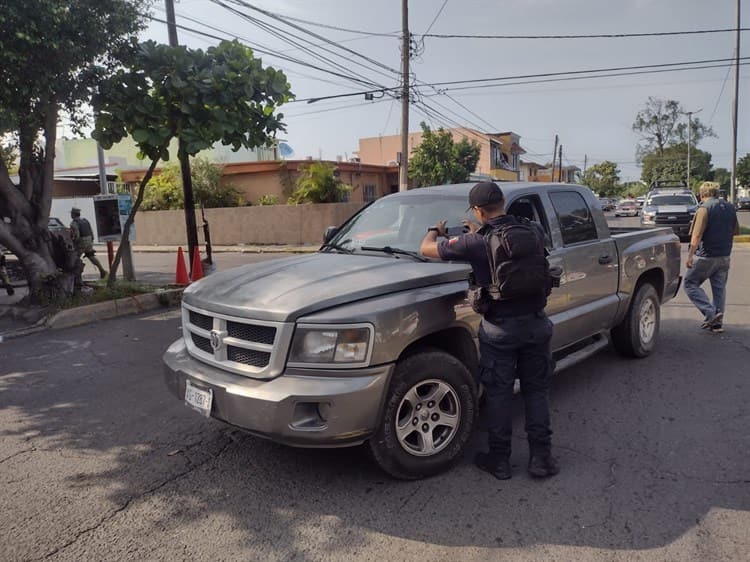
[163,182,682,479]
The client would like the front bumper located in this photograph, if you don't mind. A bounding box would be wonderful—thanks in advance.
[163,338,393,447]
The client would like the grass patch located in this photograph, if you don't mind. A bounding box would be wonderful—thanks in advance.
[61,280,157,309]
[740,225,750,235]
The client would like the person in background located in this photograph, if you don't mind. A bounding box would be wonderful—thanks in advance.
[684,181,739,333]
[70,208,107,279]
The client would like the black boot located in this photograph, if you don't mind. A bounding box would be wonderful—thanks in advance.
[475,452,512,480]
[528,454,560,478]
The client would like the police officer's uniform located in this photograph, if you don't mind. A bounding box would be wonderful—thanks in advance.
[435,182,557,479]
[70,208,107,278]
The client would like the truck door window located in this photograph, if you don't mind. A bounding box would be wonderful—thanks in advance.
[508,196,552,248]
[549,191,598,245]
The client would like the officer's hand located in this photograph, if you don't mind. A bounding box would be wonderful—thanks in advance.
[686,256,693,269]
[435,220,448,237]
[462,219,480,234]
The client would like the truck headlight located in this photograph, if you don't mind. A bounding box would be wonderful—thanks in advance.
[288,324,374,366]
[642,212,656,220]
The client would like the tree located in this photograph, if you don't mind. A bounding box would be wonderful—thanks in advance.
[141,158,241,211]
[409,123,481,187]
[640,143,712,190]
[632,97,714,158]
[737,154,750,187]
[711,167,731,192]
[288,161,351,204]
[93,39,292,287]
[0,0,149,303]
[579,161,622,197]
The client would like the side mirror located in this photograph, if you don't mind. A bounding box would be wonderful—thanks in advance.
[323,226,338,243]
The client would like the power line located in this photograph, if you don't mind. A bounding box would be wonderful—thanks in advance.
[708,49,736,126]
[147,15,387,90]
[420,27,750,40]
[210,0,394,88]
[232,6,398,37]
[424,0,449,35]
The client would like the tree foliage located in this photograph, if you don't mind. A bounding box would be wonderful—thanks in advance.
[141,158,241,210]
[737,154,750,187]
[288,161,351,204]
[0,0,149,303]
[579,161,622,197]
[93,39,292,285]
[640,143,712,190]
[632,97,714,158]
[710,167,731,192]
[409,123,481,187]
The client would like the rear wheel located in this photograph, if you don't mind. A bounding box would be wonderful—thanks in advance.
[369,349,477,480]
[611,282,660,358]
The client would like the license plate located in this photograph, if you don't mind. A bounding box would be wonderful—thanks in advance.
[185,380,213,417]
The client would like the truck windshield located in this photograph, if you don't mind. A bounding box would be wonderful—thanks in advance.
[648,195,696,206]
[329,195,471,253]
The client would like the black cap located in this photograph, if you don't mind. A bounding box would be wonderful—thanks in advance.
[467,181,504,211]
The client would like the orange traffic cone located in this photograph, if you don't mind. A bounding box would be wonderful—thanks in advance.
[175,247,189,286]
[191,247,204,282]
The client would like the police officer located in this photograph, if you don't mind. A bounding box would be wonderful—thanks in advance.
[70,208,107,279]
[420,182,558,480]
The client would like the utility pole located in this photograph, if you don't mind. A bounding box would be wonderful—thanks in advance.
[550,135,559,182]
[583,154,588,175]
[558,145,563,183]
[687,108,703,189]
[730,0,741,202]
[399,0,410,191]
[165,0,200,274]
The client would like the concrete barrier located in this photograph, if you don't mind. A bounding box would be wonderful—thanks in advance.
[133,202,366,246]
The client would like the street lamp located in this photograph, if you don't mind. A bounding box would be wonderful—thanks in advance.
[686,108,702,189]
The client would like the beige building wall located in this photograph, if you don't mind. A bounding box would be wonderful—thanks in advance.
[226,171,286,204]
[133,202,366,246]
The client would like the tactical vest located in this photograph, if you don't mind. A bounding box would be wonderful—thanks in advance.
[697,198,736,257]
[73,217,93,238]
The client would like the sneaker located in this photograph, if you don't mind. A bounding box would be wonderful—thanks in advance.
[701,312,723,330]
[528,454,560,478]
[474,452,512,480]
[710,324,724,334]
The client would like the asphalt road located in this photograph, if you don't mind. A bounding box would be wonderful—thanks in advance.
[2,240,750,561]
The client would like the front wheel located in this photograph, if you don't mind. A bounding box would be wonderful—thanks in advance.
[369,350,477,480]
[611,282,660,358]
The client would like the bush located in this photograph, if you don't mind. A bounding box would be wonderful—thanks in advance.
[257,194,278,206]
[288,161,351,204]
[142,157,242,210]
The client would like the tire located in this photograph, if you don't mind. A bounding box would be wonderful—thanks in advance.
[369,349,477,480]
[611,282,660,358]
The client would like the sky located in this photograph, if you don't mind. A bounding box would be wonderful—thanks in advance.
[142,0,749,182]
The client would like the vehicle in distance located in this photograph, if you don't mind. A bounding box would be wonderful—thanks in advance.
[614,200,639,217]
[597,197,615,212]
[163,183,682,479]
[737,197,750,211]
[640,190,698,241]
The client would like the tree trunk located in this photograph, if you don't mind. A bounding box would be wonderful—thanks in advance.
[15,231,82,305]
[107,156,161,288]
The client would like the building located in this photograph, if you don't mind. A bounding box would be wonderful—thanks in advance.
[529,165,581,184]
[358,128,527,182]
[120,159,399,205]
[519,160,546,182]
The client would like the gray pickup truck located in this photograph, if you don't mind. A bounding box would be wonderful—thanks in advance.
[163,182,681,479]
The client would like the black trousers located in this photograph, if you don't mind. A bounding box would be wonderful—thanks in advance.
[478,310,553,459]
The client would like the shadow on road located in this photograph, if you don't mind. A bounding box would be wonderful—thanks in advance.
[1,313,749,559]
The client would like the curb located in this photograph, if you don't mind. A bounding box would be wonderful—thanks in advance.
[734,235,750,243]
[0,288,184,340]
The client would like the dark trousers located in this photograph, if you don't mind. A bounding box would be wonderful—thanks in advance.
[478,311,553,459]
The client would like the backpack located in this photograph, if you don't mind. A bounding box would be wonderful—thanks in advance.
[483,217,551,301]
[73,217,93,238]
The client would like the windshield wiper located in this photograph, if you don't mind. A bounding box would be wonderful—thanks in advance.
[360,245,429,262]
[320,239,355,254]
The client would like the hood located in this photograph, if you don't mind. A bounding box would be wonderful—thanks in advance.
[182,253,471,322]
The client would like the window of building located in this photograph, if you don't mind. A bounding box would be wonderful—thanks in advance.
[363,184,376,202]
[549,191,598,245]
[511,152,519,170]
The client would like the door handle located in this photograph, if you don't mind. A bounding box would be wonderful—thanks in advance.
[598,255,613,265]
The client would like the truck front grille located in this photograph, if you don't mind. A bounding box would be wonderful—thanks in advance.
[655,213,691,223]
[181,303,292,379]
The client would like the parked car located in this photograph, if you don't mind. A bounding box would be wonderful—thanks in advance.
[636,197,646,207]
[597,197,615,212]
[163,182,682,479]
[640,190,698,241]
[614,200,639,217]
[737,197,750,211]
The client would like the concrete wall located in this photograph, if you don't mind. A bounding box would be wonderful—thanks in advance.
[51,197,99,238]
[133,202,366,246]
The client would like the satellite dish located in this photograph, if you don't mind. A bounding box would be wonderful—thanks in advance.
[279,142,294,158]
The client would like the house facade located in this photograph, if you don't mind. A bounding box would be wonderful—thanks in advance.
[357,128,526,182]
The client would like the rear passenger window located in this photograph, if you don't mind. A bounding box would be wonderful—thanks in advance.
[549,191,598,245]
